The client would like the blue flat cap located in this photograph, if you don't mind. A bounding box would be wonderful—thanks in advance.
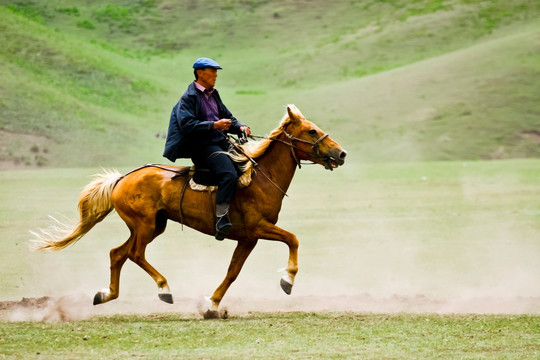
[193,58,222,69]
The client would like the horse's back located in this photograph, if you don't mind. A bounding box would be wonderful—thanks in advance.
[112,165,189,217]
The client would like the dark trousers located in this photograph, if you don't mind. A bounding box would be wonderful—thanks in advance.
[191,141,239,205]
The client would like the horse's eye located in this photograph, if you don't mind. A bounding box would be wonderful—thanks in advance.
[308,129,317,136]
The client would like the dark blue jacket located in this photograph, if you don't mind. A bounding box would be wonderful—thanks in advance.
[163,82,245,162]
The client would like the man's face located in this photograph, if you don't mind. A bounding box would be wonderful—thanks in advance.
[197,68,218,89]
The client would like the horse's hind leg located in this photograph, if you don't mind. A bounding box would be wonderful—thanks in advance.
[127,216,173,304]
[93,235,133,305]
[94,213,171,305]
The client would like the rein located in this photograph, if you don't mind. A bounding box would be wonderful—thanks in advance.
[223,128,330,197]
[222,132,290,197]
[125,127,330,201]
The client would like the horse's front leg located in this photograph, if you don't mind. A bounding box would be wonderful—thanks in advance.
[203,240,257,319]
[254,220,299,295]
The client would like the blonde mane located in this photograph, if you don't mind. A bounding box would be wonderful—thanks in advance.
[225,105,303,187]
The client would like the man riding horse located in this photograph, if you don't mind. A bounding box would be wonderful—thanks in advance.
[33,101,347,313]
[163,58,251,241]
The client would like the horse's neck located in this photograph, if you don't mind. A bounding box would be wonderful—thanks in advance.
[256,135,298,197]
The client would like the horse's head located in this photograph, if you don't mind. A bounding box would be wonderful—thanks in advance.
[283,105,347,170]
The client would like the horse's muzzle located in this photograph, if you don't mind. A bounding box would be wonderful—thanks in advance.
[325,149,347,170]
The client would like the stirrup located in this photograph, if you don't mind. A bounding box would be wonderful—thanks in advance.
[215,215,232,241]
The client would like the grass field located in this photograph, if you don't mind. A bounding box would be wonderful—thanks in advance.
[1,312,539,359]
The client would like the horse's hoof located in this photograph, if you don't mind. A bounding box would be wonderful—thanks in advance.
[93,292,102,305]
[203,309,221,319]
[280,278,293,295]
[202,308,228,320]
[93,291,106,305]
[220,309,229,319]
[158,293,173,304]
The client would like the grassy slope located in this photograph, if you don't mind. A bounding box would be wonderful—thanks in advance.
[0,4,170,167]
[0,0,539,168]
[291,25,540,162]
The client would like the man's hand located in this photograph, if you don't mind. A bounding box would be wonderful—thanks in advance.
[240,126,252,136]
[214,119,232,131]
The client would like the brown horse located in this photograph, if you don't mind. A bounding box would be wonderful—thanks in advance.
[32,105,347,318]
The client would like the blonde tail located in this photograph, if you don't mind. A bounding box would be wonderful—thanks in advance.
[31,170,123,251]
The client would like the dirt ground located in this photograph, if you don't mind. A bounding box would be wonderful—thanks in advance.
[2,294,539,322]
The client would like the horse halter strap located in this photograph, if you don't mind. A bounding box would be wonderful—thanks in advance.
[280,129,329,169]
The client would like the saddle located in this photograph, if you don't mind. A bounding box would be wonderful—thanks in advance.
[188,165,252,192]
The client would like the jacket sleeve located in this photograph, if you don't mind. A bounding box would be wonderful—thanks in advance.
[176,94,214,136]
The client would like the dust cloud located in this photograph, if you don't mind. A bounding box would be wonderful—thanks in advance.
[2,292,539,322]
[4,232,539,322]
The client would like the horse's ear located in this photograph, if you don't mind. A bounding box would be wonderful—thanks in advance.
[287,105,302,125]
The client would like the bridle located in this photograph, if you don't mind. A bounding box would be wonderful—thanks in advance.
[249,128,330,169]
[281,129,329,169]
[225,126,333,197]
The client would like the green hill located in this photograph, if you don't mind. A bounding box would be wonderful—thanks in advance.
[0,0,538,168]
[291,25,540,162]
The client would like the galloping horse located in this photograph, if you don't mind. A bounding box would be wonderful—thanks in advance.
[32,105,347,318]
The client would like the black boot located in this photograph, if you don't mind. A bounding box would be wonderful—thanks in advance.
[215,214,232,241]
